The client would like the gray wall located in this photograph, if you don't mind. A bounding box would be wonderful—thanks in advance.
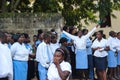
[0,13,64,39]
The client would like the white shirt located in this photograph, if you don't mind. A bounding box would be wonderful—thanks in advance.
[0,42,13,80]
[11,42,29,61]
[36,41,53,68]
[50,43,60,54]
[47,61,71,80]
[63,27,96,49]
[116,38,120,51]
[92,38,108,57]
[107,36,118,52]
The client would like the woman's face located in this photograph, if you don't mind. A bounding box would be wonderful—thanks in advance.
[117,33,120,39]
[77,30,82,37]
[54,51,63,63]
[96,32,102,39]
[18,35,25,43]
[66,27,70,32]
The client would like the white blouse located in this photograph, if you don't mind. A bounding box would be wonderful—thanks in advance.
[107,36,118,52]
[116,38,120,51]
[11,42,29,61]
[63,27,96,49]
[47,61,71,80]
[92,38,108,57]
[0,42,13,80]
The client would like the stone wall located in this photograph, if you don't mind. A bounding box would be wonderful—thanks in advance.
[0,13,64,39]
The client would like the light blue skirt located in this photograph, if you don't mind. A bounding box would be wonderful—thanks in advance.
[13,60,28,80]
[117,51,120,65]
[76,49,88,69]
[108,51,117,67]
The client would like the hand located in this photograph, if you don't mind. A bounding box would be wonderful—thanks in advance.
[97,47,102,50]
[53,58,60,66]
[96,24,99,28]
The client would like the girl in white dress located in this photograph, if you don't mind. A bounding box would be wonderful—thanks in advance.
[47,48,71,80]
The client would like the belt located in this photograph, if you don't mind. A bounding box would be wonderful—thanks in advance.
[0,77,8,80]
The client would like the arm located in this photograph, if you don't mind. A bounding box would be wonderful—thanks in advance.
[54,58,71,80]
[56,64,70,80]
[63,31,76,40]
[85,24,99,39]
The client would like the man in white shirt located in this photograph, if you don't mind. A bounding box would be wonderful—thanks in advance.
[36,32,53,80]
[0,32,13,80]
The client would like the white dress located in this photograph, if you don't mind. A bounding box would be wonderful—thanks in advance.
[47,61,71,80]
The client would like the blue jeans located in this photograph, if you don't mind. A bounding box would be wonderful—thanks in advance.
[38,63,47,80]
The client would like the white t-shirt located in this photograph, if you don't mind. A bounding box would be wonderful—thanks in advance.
[92,38,108,57]
[0,42,13,80]
[47,61,71,80]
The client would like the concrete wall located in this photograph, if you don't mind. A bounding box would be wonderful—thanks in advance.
[0,13,64,40]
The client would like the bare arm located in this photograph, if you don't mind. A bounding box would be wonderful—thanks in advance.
[56,64,70,80]
[54,58,70,80]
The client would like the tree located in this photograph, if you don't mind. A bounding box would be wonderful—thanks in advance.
[0,0,120,28]
[0,0,31,12]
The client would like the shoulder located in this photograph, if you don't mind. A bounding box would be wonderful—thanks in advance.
[102,38,107,42]
[61,61,71,72]
[12,42,19,46]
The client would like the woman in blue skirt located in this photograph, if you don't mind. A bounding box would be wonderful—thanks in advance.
[63,24,99,79]
[116,32,120,77]
[11,33,30,80]
[107,31,118,80]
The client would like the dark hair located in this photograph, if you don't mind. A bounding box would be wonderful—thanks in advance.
[97,30,103,35]
[63,25,69,31]
[38,29,43,34]
[14,33,23,42]
[109,31,115,36]
[82,29,88,34]
[51,34,56,40]
[33,35,37,37]
[23,33,29,39]
[59,37,68,43]
[117,32,120,35]
[55,48,65,57]
[43,32,51,40]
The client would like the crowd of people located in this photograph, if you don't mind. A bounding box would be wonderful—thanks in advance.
[0,24,120,80]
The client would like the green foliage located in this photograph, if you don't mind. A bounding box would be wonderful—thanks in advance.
[1,0,120,28]
[33,0,60,12]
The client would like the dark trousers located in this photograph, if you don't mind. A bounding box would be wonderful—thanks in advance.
[0,77,8,80]
[27,60,35,80]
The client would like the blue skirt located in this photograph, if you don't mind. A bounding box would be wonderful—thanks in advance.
[117,51,120,65]
[108,50,117,67]
[13,60,28,80]
[76,49,88,69]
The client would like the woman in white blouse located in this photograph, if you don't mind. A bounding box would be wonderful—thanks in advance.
[92,31,109,80]
[116,32,120,77]
[11,33,30,80]
[62,24,99,79]
[47,48,71,80]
